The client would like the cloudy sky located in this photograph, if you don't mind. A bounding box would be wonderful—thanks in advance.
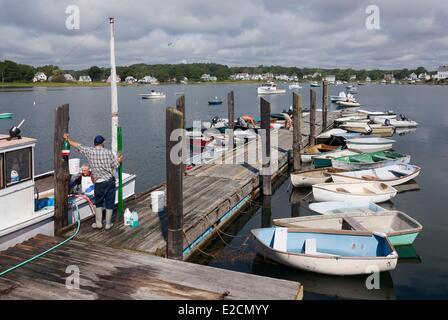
[0,0,447,70]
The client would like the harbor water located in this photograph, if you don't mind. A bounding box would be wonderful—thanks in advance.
[1,83,447,299]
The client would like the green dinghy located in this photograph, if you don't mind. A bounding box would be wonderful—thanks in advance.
[331,151,411,170]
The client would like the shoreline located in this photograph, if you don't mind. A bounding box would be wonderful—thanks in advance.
[0,80,446,89]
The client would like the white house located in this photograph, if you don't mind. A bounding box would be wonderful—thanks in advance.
[64,74,75,82]
[365,76,372,82]
[200,74,217,81]
[124,76,137,84]
[436,66,448,80]
[78,75,92,82]
[32,72,47,82]
[408,72,418,81]
[138,76,159,84]
[324,75,336,84]
[106,75,121,83]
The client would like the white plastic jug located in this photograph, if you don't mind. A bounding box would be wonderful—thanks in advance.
[69,158,80,175]
[124,208,132,226]
[10,170,19,183]
[151,191,165,213]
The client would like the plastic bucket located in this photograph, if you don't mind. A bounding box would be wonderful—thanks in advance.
[69,158,80,175]
[151,191,165,213]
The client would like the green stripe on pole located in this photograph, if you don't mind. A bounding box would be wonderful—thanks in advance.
[117,126,124,218]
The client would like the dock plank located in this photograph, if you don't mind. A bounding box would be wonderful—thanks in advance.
[0,235,301,300]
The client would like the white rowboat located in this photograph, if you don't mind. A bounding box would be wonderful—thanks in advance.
[312,182,398,203]
[330,164,421,186]
[308,200,386,215]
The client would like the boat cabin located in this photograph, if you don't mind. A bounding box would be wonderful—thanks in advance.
[0,134,54,250]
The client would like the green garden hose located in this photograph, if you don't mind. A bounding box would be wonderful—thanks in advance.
[0,202,81,277]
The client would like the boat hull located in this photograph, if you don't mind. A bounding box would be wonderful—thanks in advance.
[251,229,398,275]
[312,182,398,203]
[309,201,386,215]
[331,166,420,186]
[331,153,411,171]
[346,143,393,153]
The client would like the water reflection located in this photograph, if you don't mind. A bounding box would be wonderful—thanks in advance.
[251,256,396,300]
[396,245,422,264]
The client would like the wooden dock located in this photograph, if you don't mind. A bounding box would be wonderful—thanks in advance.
[0,235,302,300]
[62,111,340,259]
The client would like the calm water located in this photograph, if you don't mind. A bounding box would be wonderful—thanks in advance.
[1,83,447,299]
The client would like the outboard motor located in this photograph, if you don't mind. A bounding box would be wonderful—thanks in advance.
[385,118,391,126]
[211,116,220,125]
[8,119,25,140]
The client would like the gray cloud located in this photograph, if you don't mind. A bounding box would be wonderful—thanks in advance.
[0,0,447,70]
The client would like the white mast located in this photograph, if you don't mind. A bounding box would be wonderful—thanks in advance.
[109,17,118,154]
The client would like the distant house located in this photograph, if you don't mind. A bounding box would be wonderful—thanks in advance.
[312,72,321,79]
[78,75,92,82]
[436,66,448,80]
[324,75,336,84]
[408,72,418,81]
[200,74,217,81]
[124,76,137,84]
[64,74,75,82]
[384,73,395,83]
[138,76,159,84]
[33,72,47,82]
[251,74,263,81]
[365,76,372,82]
[288,75,299,82]
[262,73,274,80]
[179,76,189,84]
[106,75,121,83]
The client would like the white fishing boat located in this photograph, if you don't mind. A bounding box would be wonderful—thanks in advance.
[330,164,421,186]
[290,168,344,188]
[346,137,395,153]
[257,81,286,95]
[330,92,348,102]
[369,124,396,136]
[251,227,398,275]
[288,82,302,90]
[336,100,361,108]
[308,200,386,215]
[272,211,423,246]
[372,117,418,128]
[312,182,398,203]
[139,90,166,99]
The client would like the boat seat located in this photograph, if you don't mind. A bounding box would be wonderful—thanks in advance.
[362,187,376,194]
[336,187,350,193]
[304,239,340,257]
[342,217,368,231]
[361,175,378,181]
[388,170,408,177]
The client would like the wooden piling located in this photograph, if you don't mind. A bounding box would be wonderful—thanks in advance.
[227,91,235,152]
[261,196,272,228]
[176,94,185,129]
[260,97,272,196]
[309,89,317,146]
[166,107,184,260]
[53,104,70,235]
[322,80,328,129]
[292,92,302,171]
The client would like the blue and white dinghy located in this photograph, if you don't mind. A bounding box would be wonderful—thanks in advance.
[251,227,398,275]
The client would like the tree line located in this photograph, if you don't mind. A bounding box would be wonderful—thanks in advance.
[0,59,435,83]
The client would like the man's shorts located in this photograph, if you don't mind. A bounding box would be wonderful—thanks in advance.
[94,178,115,209]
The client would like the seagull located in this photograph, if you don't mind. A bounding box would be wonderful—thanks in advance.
[33,101,36,106]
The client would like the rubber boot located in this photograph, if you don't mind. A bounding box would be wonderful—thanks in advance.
[105,209,114,230]
[92,207,103,229]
